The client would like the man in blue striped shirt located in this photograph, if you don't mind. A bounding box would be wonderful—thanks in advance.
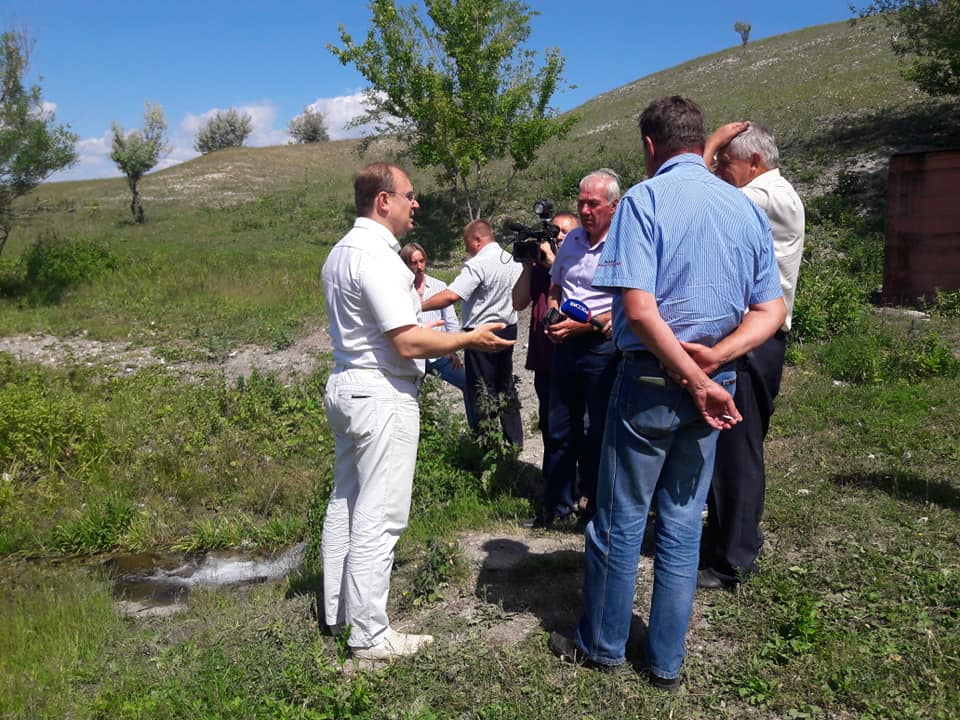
[549,97,786,690]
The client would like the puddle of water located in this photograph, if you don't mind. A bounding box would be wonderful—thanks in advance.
[105,542,307,607]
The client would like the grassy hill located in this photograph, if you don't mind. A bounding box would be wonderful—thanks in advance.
[2,16,959,720]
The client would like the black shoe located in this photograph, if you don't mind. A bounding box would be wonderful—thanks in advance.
[521,514,552,530]
[697,567,736,591]
[648,670,681,692]
[548,632,616,673]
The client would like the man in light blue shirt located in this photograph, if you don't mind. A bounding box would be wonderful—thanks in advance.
[549,97,786,690]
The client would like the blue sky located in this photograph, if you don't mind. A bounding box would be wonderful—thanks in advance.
[2,0,856,181]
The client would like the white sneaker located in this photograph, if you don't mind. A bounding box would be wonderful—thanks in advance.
[350,627,434,660]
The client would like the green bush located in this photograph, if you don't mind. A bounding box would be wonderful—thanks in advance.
[923,288,960,317]
[819,320,959,383]
[0,356,107,479]
[22,233,119,304]
[791,267,870,344]
[50,493,135,554]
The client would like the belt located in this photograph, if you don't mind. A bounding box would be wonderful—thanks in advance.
[622,350,736,375]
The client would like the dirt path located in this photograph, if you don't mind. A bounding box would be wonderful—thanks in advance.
[0,307,545,464]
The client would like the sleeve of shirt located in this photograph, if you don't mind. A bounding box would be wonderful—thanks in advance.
[360,252,420,333]
[448,262,482,303]
[442,303,461,333]
[549,234,572,286]
[593,192,658,293]
[741,184,771,214]
[748,213,784,305]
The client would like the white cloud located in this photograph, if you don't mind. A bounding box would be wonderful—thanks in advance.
[47,92,385,182]
[302,90,381,140]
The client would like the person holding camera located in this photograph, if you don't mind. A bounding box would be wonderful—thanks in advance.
[421,219,524,446]
[535,170,621,529]
[512,211,579,449]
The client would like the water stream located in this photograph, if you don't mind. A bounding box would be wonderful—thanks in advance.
[105,542,307,614]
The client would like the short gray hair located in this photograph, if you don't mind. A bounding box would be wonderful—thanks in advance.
[726,122,780,169]
[580,168,621,203]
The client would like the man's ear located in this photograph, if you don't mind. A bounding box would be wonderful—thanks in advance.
[643,135,655,159]
[374,190,389,216]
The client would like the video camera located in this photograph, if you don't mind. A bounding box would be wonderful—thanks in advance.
[509,199,560,264]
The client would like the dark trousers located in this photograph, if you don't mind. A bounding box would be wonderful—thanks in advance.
[542,334,619,520]
[701,331,787,582]
[533,370,551,438]
[464,323,523,447]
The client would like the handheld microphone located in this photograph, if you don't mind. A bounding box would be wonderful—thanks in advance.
[560,299,606,332]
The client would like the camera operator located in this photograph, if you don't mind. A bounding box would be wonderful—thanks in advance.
[512,212,579,451]
[535,169,621,529]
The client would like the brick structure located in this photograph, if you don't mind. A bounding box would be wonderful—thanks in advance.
[883,149,960,306]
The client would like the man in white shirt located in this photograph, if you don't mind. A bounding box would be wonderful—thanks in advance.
[421,220,524,446]
[321,162,514,660]
[695,122,806,589]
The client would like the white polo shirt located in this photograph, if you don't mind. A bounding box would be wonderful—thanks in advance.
[322,217,425,381]
[742,169,805,332]
[449,241,522,328]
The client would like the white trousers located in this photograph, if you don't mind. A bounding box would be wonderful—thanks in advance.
[321,368,420,648]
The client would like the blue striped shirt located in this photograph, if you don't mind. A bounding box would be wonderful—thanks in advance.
[593,153,782,352]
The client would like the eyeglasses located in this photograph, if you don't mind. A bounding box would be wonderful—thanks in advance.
[385,190,417,202]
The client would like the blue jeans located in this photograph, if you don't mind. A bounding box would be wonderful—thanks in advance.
[575,353,736,678]
[426,355,475,428]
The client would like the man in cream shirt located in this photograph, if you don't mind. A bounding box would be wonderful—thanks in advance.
[696,121,805,590]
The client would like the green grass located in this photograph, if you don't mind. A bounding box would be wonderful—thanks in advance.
[2,366,956,719]
[1,14,959,720]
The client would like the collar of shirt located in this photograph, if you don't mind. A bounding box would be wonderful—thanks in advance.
[567,226,608,252]
[654,152,708,177]
[744,167,783,189]
[353,216,400,252]
[474,241,505,260]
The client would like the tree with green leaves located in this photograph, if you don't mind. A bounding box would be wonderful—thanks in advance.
[329,0,575,220]
[110,102,169,224]
[734,20,752,48]
[0,30,77,255]
[194,108,253,154]
[288,106,330,143]
[857,0,960,96]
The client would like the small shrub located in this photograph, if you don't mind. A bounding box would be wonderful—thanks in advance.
[408,539,461,607]
[21,234,119,304]
[288,107,330,144]
[820,320,959,383]
[0,366,107,479]
[791,267,869,343]
[194,109,253,154]
[50,494,135,554]
[923,288,960,317]
[888,331,959,380]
